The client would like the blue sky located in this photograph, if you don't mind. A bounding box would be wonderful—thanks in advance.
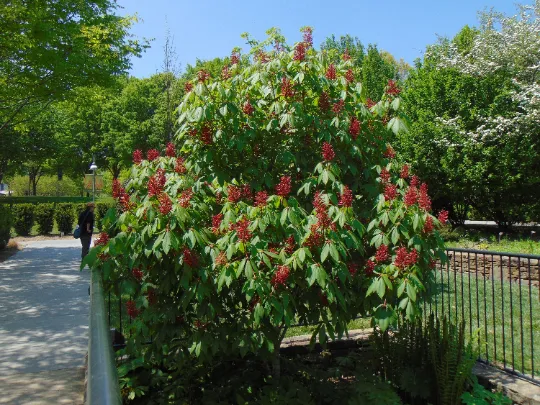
[118,0,518,78]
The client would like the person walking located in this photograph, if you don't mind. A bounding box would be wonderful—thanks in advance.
[79,202,95,259]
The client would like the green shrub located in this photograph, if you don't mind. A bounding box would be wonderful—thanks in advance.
[12,204,34,236]
[0,205,12,249]
[95,202,114,231]
[34,203,55,235]
[438,225,461,242]
[55,203,75,234]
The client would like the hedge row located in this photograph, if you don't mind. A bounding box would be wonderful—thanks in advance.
[8,202,115,237]
[0,205,12,249]
[0,196,97,205]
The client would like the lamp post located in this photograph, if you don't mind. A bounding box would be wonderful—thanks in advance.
[89,160,98,202]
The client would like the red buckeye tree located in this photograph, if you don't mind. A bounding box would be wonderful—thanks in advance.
[85,28,446,381]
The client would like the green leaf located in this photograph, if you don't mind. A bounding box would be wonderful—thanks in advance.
[374,306,397,332]
[329,243,339,263]
[407,282,417,302]
[321,243,330,263]
[308,264,318,286]
[413,213,420,231]
[162,232,171,254]
[376,276,386,298]
[391,227,400,245]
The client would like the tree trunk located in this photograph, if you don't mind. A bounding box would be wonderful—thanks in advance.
[272,351,281,380]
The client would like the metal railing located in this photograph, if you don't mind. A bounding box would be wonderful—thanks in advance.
[426,248,540,384]
[87,268,122,405]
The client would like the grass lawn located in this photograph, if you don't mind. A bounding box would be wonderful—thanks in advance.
[445,229,540,255]
[427,265,540,378]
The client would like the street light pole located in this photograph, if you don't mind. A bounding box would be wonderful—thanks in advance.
[90,160,98,203]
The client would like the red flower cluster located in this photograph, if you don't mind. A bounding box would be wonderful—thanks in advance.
[375,244,389,262]
[423,215,434,234]
[418,183,432,211]
[126,300,139,319]
[304,224,324,248]
[281,77,294,98]
[200,125,212,145]
[227,185,242,203]
[410,175,420,188]
[254,191,268,207]
[319,92,331,112]
[197,69,210,82]
[322,142,335,161]
[348,262,358,276]
[284,235,296,255]
[313,191,332,229]
[345,69,354,83]
[221,65,231,80]
[438,210,449,225]
[212,213,223,234]
[183,248,198,268]
[384,146,396,159]
[302,26,313,47]
[256,50,270,63]
[233,217,252,242]
[386,79,401,96]
[165,142,176,157]
[242,100,254,115]
[271,265,290,287]
[184,81,193,92]
[119,192,134,211]
[365,259,376,275]
[325,64,337,80]
[94,232,110,247]
[349,117,360,139]
[293,42,306,61]
[394,247,419,269]
[241,184,252,201]
[275,176,291,197]
[230,51,240,65]
[339,186,353,207]
[158,193,172,215]
[343,49,352,61]
[148,169,166,197]
[366,98,376,108]
[380,168,391,183]
[147,149,160,161]
[132,267,143,282]
[133,149,143,164]
[175,157,186,174]
[332,99,345,114]
[400,164,409,179]
[112,179,122,199]
[179,189,193,208]
[404,187,418,206]
[384,183,398,201]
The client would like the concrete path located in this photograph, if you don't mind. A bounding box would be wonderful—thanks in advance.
[0,239,90,404]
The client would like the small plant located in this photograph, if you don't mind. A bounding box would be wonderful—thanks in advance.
[34,203,55,235]
[55,203,75,234]
[13,203,35,236]
[461,375,511,405]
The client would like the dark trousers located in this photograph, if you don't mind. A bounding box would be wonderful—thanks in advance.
[80,234,92,259]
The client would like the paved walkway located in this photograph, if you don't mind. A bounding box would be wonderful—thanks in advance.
[0,239,90,404]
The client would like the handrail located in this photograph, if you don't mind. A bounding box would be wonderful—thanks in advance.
[446,247,540,260]
[87,268,122,405]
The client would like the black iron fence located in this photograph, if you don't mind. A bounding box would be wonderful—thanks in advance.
[426,248,540,384]
[103,247,540,385]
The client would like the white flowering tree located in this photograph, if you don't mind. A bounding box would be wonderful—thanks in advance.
[399,1,540,225]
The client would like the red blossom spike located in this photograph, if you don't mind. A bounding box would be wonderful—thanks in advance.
[200,124,213,145]
[375,244,389,263]
[254,191,269,207]
[147,149,160,161]
[384,183,397,201]
[384,146,396,159]
[332,99,345,114]
[347,262,358,276]
[178,189,193,208]
[404,186,418,207]
[302,26,313,47]
[215,251,228,266]
[271,265,290,287]
[133,149,143,164]
[182,248,198,268]
[132,267,143,282]
[165,142,176,157]
[281,76,294,98]
[126,300,139,319]
[197,69,210,82]
[158,193,172,215]
[284,235,296,255]
[410,175,420,188]
[438,210,449,225]
[339,186,353,207]
[230,51,240,65]
[400,164,409,179]
[342,49,352,61]
[233,217,252,242]
[321,142,335,161]
[275,176,291,197]
[221,65,231,80]
[379,168,391,183]
[349,117,361,139]
[319,92,331,112]
[365,259,375,275]
[242,100,254,115]
[94,232,110,246]
[325,64,337,80]
[418,183,432,211]
[293,42,306,61]
[386,79,401,96]
[366,98,376,109]
[184,81,193,92]
[227,185,242,203]
[423,215,434,234]
[175,157,186,174]
[212,213,223,234]
[345,69,354,83]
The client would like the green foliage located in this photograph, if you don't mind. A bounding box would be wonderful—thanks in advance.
[86,28,445,399]
[95,202,114,232]
[12,204,34,236]
[34,203,55,235]
[0,205,12,249]
[5,174,81,197]
[55,203,75,234]
[430,318,478,405]
[362,45,397,101]
[461,376,512,405]
[0,196,93,205]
